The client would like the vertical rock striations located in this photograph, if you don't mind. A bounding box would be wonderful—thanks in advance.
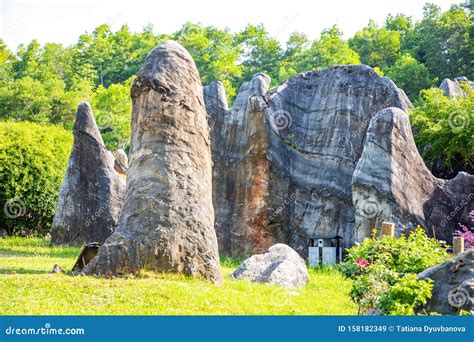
[51,102,125,245]
[205,65,414,255]
[206,65,472,256]
[352,107,473,242]
[84,41,222,284]
[204,75,272,256]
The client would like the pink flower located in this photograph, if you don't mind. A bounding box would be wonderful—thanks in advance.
[355,258,371,268]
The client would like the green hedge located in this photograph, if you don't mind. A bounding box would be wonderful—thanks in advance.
[0,121,72,235]
[341,227,450,315]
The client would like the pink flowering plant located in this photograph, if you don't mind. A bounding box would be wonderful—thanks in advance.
[454,210,474,249]
[355,258,371,269]
[341,226,449,315]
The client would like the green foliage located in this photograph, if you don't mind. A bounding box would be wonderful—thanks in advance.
[341,227,450,315]
[235,24,284,87]
[0,121,72,235]
[298,26,360,71]
[283,133,304,153]
[349,20,401,68]
[410,85,473,169]
[93,77,134,150]
[0,1,471,166]
[386,53,433,100]
[174,22,242,100]
[407,4,473,80]
[379,274,433,315]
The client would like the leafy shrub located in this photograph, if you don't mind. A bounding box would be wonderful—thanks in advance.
[0,121,72,235]
[341,227,450,315]
[409,85,473,171]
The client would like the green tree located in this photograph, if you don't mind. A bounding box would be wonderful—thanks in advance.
[349,20,401,68]
[93,77,134,151]
[174,22,242,99]
[410,85,473,170]
[235,24,283,87]
[276,32,309,82]
[386,53,433,100]
[299,26,360,71]
[408,4,473,80]
[0,39,13,81]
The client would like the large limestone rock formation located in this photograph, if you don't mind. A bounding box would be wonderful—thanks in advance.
[205,65,473,256]
[231,243,310,289]
[205,65,413,255]
[84,41,222,284]
[51,102,125,245]
[418,249,474,315]
[352,107,473,242]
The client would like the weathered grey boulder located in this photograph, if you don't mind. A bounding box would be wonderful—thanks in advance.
[84,41,222,284]
[114,149,128,175]
[50,102,125,245]
[352,107,473,242]
[418,249,474,315]
[439,78,465,97]
[231,244,309,288]
[205,65,413,256]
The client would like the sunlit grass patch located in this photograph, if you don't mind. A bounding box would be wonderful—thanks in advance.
[0,237,357,315]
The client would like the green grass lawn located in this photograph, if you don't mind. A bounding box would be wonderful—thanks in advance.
[0,237,357,315]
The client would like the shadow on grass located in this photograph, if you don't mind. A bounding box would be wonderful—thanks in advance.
[0,268,51,275]
[0,237,81,259]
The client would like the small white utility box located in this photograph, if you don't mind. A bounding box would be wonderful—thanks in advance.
[308,235,343,266]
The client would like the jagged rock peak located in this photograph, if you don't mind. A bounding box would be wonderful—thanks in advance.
[203,81,228,113]
[51,102,125,245]
[74,102,105,145]
[232,73,271,112]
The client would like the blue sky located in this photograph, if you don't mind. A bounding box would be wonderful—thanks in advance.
[0,0,457,49]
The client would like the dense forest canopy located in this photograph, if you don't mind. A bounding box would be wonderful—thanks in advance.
[0,1,472,161]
